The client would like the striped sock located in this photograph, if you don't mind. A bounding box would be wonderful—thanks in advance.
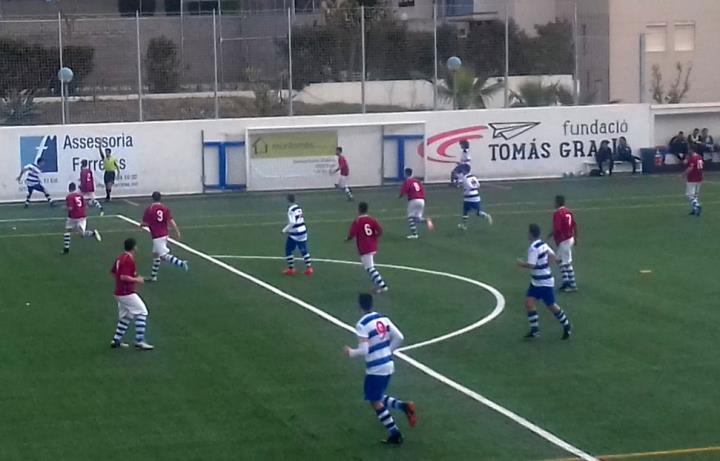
[63,232,71,250]
[691,197,700,211]
[382,395,405,410]
[45,193,51,202]
[461,215,469,225]
[301,250,312,267]
[367,267,387,289]
[566,264,577,288]
[285,253,294,268]
[134,315,147,343]
[407,217,417,235]
[560,264,570,284]
[375,406,400,435]
[151,258,161,279]
[82,230,94,238]
[527,311,539,334]
[161,253,185,268]
[113,317,130,342]
[91,199,103,210]
[344,187,353,200]
[554,309,571,331]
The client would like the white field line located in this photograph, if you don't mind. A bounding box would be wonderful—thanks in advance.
[124,199,140,207]
[211,255,505,352]
[116,214,597,461]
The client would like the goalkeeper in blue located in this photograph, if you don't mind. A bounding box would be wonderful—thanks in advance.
[282,194,313,276]
[457,164,493,230]
[344,293,416,445]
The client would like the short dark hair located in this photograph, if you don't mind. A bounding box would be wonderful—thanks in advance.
[124,238,137,251]
[336,146,343,153]
[529,223,541,239]
[358,202,368,214]
[81,159,88,167]
[404,168,413,177]
[555,195,565,207]
[459,139,470,149]
[358,293,373,311]
[461,163,471,174]
[152,191,161,202]
[105,148,112,154]
[68,182,76,192]
[287,194,296,203]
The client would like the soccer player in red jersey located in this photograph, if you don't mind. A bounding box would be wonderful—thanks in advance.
[141,191,189,282]
[78,159,104,215]
[347,202,388,293]
[550,195,578,292]
[110,238,153,350]
[399,168,433,239]
[684,150,704,216]
[332,146,354,201]
[63,182,101,254]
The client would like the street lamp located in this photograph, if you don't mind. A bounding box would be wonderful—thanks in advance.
[58,66,73,124]
[446,56,462,110]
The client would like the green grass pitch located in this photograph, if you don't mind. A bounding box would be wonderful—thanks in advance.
[0,174,718,461]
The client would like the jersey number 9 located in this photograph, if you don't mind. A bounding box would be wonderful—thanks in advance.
[375,321,387,338]
[156,210,164,222]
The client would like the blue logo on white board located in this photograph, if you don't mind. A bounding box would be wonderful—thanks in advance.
[19,136,59,172]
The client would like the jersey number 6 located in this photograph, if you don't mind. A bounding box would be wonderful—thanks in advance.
[363,223,373,236]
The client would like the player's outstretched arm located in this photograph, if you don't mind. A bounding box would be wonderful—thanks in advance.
[16,166,27,182]
[98,146,105,159]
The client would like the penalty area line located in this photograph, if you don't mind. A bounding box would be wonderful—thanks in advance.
[115,214,598,461]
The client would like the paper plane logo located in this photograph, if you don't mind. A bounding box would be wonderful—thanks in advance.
[488,122,541,140]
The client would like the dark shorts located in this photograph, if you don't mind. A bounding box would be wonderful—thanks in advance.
[285,237,308,255]
[527,285,556,306]
[27,184,46,194]
[104,171,116,184]
[462,201,481,216]
[364,374,391,402]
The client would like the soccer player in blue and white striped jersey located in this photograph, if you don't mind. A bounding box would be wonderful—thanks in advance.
[344,293,416,445]
[16,158,53,208]
[517,224,572,340]
[457,164,493,230]
[282,194,313,276]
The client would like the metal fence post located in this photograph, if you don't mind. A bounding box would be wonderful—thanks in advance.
[217,1,224,89]
[503,2,510,108]
[58,11,66,124]
[136,11,144,121]
[433,2,438,111]
[287,7,294,116]
[638,34,646,103]
[360,5,366,114]
[213,9,219,119]
[180,0,185,82]
[573,0,580,105]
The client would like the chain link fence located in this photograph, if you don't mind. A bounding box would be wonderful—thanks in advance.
[0,0,712,126]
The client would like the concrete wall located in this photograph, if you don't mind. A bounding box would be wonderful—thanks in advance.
[577,0,610,103]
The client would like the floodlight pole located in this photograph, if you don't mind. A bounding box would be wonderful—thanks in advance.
[136,10,144,121]
[360,5,367,114]
[58,11,66,124]
[433,2,438,111]
[288,7,294,116]
[213,9,219,119]
[503,1,510,108]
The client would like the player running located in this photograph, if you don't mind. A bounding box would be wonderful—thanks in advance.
[550,195,578,292]
[332,147,354,201]
[399,168,433,239]
[63,183,102,254]
[282,194,313,276]
[141,192,189,282]
[110,238,153,350]
[517,224,572,340]
[79,160,104,215]
[16,157,53,208]
[450,139,471,187]
[344,293,416,445]
[99,147,119,202]
[684,149,704,216]
[347,202,389,293]
[457,164,493,230]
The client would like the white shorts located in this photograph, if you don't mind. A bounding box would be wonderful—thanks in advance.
[407,199,425,219]
[557,238,575,265]
[65,217,87,233]
[360,253,376,269]
[116,293,148,319]
[686,182,701,198]
[152,236,170,256]
[82,191,96,201]
[337,175,349,188]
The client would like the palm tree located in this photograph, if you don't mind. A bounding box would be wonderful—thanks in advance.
[510,81,573,107]
[439,69,505,109]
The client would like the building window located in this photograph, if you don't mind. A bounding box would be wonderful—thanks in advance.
[645,23,667,52]
[674,22,695,51]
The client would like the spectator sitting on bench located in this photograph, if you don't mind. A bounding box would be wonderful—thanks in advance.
[699,128,716,159]
[669,131,689,160]
[615,136,641,175]
[596,140,613,176]
[688,128,701,153]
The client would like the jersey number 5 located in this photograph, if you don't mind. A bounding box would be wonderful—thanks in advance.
[363,223,373,236]
[74,196,83,208]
